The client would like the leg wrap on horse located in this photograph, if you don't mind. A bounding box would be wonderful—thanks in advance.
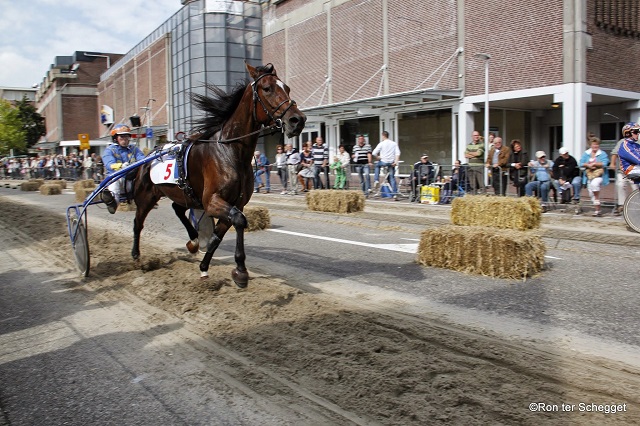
[228,206,247,229]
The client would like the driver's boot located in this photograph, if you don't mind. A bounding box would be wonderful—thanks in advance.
[101,190,118,214]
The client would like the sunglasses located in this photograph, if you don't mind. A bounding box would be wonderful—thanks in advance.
[632,130,640,135]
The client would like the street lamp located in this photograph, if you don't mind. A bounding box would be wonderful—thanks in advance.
[475,53,491,185]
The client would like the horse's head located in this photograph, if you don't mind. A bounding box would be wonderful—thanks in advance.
[247,62,306,138]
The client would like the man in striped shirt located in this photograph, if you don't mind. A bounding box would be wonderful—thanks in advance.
[312,136,329,189]
[351,135,373,196]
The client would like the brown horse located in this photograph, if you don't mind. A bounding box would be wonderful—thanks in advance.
[131,62,306,287]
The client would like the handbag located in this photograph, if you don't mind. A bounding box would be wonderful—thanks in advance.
[586,168,603,180]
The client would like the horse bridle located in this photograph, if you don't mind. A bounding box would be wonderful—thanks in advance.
[201,72,298,144]
[251,72,297,131]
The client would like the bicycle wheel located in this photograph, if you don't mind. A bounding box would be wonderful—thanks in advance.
[623,189,640,233]
[71,218,90,276]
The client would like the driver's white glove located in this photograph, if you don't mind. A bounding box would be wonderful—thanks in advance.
[122,162,130,168]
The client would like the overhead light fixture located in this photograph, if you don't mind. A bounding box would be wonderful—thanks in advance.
[551,102,560,108]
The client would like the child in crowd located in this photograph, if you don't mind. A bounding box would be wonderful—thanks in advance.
[330,156,346,189]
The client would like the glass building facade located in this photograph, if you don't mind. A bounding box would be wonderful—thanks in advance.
[101,0,262,135]
[172,0,263,132]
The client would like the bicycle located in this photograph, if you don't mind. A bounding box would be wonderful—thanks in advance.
[623,178,640,233]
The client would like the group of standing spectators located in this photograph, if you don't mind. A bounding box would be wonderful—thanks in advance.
[460,126,640,216]
[0,153,104,182]
[254,136,353,195]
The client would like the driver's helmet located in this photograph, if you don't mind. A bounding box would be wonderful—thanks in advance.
[622,122,640,138]
[111,124,132,140]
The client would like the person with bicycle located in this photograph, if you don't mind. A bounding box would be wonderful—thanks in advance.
[613,122,640,213]
[372,131,401,199]
[101,124,145,214]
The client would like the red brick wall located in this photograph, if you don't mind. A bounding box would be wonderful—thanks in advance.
[263,30,286,80]
[464,0,564,96]
[97,37,168,129]
[331,0,384,101]
[61,95,99,140]
[287,13,328,106]
[264,0,461,107]
[388,0,458,92]
[587,1,640,91]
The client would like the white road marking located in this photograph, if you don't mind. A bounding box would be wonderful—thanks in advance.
[268,229,418,253]
[268,230,564,259]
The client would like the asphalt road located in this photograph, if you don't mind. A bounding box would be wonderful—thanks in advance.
[4,185,639,358]
[1,184,639,424]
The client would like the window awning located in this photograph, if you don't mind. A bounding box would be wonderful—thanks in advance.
[301,88,462,118]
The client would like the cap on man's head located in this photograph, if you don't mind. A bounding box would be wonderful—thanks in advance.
[536,150,547,159]
[558,147,568,155]
[421,154,429,159]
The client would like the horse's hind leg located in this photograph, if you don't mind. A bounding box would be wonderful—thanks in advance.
[199,208,248,287]
[171,203,200,253]
[132,194,160,259]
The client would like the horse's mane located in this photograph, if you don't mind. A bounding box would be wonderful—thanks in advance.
[191,64,275,140]
[191,81,247,138]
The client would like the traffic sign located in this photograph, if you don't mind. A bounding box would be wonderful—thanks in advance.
[146,127,154,138]
[78,133,90,150]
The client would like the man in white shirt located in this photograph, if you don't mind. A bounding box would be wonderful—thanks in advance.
[372,131,401,196]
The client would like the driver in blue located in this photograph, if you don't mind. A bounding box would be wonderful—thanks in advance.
[618,122,640,181]
[101,124,145,213]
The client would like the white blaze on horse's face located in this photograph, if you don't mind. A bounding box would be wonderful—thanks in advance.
[276,79,286,91]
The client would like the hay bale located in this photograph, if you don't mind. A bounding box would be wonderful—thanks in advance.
[75,188,96,203]
[20,181,41,191]
[451,195,541,230]
[243,206,270,231]
[40,184,62,195]
[417,225,545,279]
[28,178,45,185]
[73,179,96,192]
[48,179,67,190]
[306,190,365,214]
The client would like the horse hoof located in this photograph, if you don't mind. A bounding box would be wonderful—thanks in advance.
[132,252,140,260]
[186,238,199,254]
[200,271,209,279]
[232,269,249,288]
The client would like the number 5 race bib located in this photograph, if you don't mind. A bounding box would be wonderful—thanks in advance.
[150,157,179,185]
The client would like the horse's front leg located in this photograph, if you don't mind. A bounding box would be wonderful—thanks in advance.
[231,218,248,287]
[200,204,248,287]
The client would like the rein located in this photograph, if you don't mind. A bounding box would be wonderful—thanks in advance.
[198,73,296,144]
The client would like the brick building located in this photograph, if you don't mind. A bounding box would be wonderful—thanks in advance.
[97,0,262,152]
[34,52,123,153]
[262,0,640,168]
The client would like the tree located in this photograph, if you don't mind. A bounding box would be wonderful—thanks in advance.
[0,99,25,155]
[16,95,45,151]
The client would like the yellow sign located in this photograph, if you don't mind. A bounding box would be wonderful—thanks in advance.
[78,133,90,150]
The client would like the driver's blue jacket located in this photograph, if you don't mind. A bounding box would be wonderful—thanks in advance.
[102,143,145,176]
[619,138,640,175]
